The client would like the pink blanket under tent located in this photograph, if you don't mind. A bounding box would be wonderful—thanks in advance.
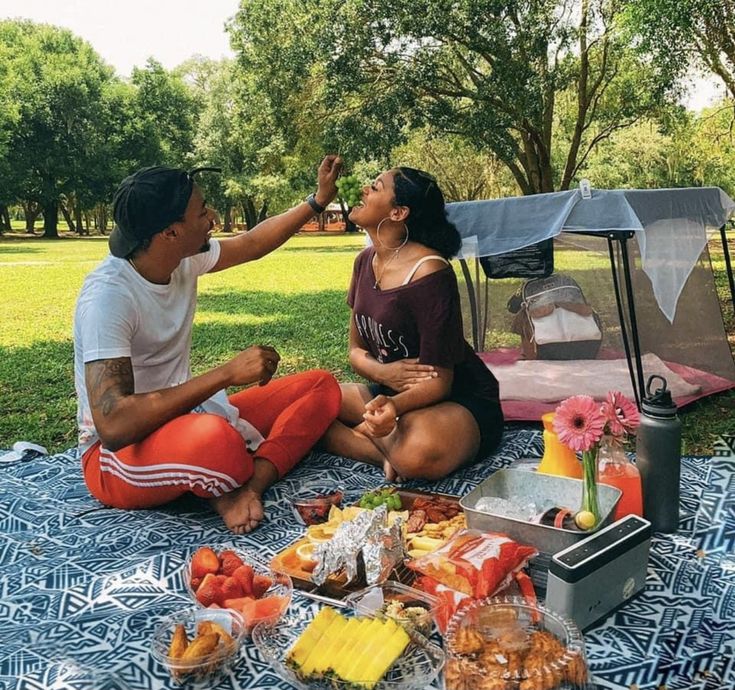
[445,186,735,419]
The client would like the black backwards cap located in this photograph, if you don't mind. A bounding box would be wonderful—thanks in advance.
[109,165,221,258]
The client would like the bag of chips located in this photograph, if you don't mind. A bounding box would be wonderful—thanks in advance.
[407,529,537,599]
[415,570,539,633]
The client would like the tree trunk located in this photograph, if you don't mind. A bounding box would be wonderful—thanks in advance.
[243,197,258,230]
[75,204,86,236]
[0,204,9,233]
[337,198,358,232]
[42,200,60,239]
[97,205,109,234]
[22,201,41,233]
[258,201,268,223]
[60,200,76,232]
[222,203,233,233]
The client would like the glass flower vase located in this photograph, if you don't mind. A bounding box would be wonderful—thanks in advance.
[598,436,643,520]
[579,448,601,529]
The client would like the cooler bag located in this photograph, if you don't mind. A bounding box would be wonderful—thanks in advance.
[507,274,603,360]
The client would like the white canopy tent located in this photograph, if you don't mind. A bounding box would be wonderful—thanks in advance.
[445,187,735,415]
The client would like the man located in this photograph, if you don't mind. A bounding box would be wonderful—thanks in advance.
[73,156,342,534]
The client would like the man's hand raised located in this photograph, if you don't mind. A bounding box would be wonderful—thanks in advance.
[314,155,343,208]
[225,345,281,387]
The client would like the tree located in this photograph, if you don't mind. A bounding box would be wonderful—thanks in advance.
[392,129,520,201]
[0,20,115,237]
[229,0,675,195]
[131,59,199,168]
[627,0,735,98]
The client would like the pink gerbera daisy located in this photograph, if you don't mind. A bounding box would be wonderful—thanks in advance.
[603,390,640,436]
[553,395,606,452]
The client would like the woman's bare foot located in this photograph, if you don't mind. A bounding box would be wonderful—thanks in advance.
[209,485,264,535]
[383,459,404,483]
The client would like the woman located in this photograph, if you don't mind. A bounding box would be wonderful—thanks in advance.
[323,167,503,480]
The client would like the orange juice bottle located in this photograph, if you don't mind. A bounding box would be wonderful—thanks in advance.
[537,412,583,479]
[598,441,643,520]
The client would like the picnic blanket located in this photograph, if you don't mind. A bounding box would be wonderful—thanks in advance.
[1,429,733,690]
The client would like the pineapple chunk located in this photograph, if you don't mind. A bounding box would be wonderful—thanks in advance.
[300,614,348,676]
[359,624,411,688]
[324,617,366,678]
[331,618,370,678]
[287,607,337,668]
[335,618,386,680]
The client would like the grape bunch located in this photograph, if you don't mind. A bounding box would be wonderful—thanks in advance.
[358,487,403,511]
[336,174,363,208]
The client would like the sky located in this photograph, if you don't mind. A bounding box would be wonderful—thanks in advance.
[0,0,725,110]
[1,0,240,77]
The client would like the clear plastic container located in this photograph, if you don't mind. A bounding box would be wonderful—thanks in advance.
[150,607,246,687]
[290,485,344,525]
[252,607,445,690]
[184,546,292,632]
[444,596,589,690]
[343,581,442,637]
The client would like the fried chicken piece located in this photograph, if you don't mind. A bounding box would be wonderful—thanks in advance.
[168,623,189,660]
[449,627,485,656]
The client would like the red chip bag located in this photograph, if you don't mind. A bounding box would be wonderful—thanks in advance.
[415,575,472,634]
[408,529,537,599]
[416,569,539,633]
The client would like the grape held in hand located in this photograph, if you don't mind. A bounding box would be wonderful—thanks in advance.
[336,174,363,208]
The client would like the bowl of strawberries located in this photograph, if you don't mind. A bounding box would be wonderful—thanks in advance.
[186,546,292,633]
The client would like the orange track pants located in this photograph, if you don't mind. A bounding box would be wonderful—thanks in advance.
[81,370,341,509]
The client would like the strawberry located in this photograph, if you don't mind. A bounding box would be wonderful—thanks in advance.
[190,577,202,591]
[221,576,244,601]
[252,574,273,599]
[233,564,254,597]
[213,574,228,586]
[191,547,220,580]
[195,573,222,608]
[219,550,245,577]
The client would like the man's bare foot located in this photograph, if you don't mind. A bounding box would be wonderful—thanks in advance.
[209,485,264,535]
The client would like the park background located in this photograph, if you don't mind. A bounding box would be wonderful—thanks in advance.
[1,0,734,454]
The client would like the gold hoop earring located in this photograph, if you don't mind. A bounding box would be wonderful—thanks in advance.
[376,218,409,250]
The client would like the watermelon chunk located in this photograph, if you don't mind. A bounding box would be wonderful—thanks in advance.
[223,596,255,613]
[239,595,289,628]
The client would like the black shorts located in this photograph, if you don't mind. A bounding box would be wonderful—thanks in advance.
[367,383,504,461]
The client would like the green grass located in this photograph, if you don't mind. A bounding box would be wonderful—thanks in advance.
[0,232,733,454]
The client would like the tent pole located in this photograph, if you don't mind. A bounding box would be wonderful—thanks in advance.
[720,223,735,311]
[618,234,646,405]
[459,258,480,351]
[607,236,640,409]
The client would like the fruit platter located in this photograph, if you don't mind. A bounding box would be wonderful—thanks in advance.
[251,605,446,690]
[186,546,292,631]
[270,487,467,597]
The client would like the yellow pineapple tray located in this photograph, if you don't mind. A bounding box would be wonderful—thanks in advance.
[252,605,445,690]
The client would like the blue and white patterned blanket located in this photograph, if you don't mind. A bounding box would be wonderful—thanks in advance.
[1,429,733,690]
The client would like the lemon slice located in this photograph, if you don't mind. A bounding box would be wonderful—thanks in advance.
[296,542,317,562]
[306,526,333,543]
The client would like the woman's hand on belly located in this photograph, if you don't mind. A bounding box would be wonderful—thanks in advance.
[377,358,437,391]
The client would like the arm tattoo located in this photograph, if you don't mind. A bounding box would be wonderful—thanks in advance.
[86,358,134,418]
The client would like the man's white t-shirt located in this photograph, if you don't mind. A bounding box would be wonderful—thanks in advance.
[73,240,264,455]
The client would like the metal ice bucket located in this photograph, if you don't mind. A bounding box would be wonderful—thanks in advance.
[460,467,622,590]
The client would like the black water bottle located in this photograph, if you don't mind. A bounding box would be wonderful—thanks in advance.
[636,375,682,533]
